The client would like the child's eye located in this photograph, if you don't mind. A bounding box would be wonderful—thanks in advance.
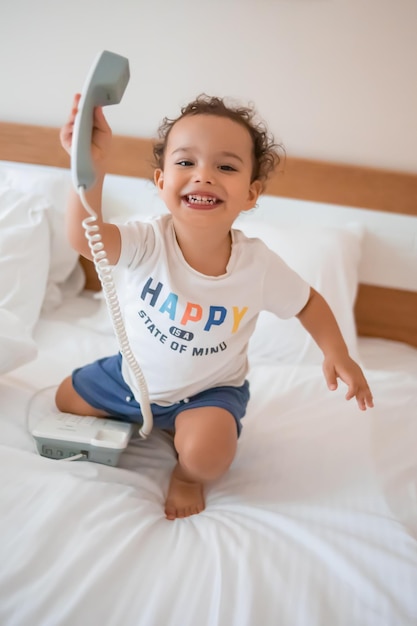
[176,160,193,167]
[219,165,237,172]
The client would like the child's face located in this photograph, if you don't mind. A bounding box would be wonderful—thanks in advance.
[154,114,261,231]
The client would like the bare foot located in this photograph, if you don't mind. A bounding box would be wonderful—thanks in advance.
[165,463,205,520]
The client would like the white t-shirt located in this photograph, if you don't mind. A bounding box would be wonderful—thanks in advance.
[115,214,310,404]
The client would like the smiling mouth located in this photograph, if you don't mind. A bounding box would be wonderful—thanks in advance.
[184,194,221,208]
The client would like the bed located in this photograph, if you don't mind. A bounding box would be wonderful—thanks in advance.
[0,122,416,626]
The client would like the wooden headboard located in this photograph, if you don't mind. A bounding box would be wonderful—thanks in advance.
[1,121,416,348]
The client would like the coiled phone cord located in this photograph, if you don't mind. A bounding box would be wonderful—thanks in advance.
[79,187,153,438]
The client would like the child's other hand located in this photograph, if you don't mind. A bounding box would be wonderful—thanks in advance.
[59,93,112,165]
[322,354,374,411]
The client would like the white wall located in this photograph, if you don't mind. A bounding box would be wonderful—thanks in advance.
[1,0,416,172]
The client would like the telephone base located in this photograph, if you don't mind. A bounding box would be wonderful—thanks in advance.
[31,413,134,466]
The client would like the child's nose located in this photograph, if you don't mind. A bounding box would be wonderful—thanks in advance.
[193,164,214,184]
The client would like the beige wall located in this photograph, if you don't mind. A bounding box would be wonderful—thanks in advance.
[1,0,416,172]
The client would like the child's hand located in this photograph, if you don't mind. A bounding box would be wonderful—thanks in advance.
[322,354,374,411]
[59,93,112,166]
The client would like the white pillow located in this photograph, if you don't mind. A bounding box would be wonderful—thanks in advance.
[236,220,363,365]
[0,162,81,308]
[0,180,50,373]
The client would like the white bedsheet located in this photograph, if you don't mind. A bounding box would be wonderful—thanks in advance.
[1,293,416,626]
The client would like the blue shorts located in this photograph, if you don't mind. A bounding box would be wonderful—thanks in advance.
[72,354,250,436]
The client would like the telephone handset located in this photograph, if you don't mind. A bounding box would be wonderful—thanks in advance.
[72,50,130,190]
[71,50,153,438]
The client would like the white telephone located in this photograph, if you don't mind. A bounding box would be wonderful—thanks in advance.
[31,51,153,464]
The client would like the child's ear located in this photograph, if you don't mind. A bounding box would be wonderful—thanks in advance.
[154,169,164,190]
[245,180,262,210]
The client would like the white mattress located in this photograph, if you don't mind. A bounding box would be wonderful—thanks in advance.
[1,293,417,626]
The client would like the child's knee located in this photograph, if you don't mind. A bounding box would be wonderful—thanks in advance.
[179,439,236,482]
[174,407,238,482]
[181,452,230,482]
[55,376,103,417]
[55,376,74,412]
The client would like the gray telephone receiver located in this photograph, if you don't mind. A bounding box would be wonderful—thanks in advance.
[71,50,153,439]
[71,50,130,190]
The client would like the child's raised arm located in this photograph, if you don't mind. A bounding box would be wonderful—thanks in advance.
[296,288,374,411]
[60,94,121,264]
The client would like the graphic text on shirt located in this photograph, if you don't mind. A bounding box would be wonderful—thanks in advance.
[140,276,248,333]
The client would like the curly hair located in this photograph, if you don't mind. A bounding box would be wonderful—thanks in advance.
[153,94,282,192]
